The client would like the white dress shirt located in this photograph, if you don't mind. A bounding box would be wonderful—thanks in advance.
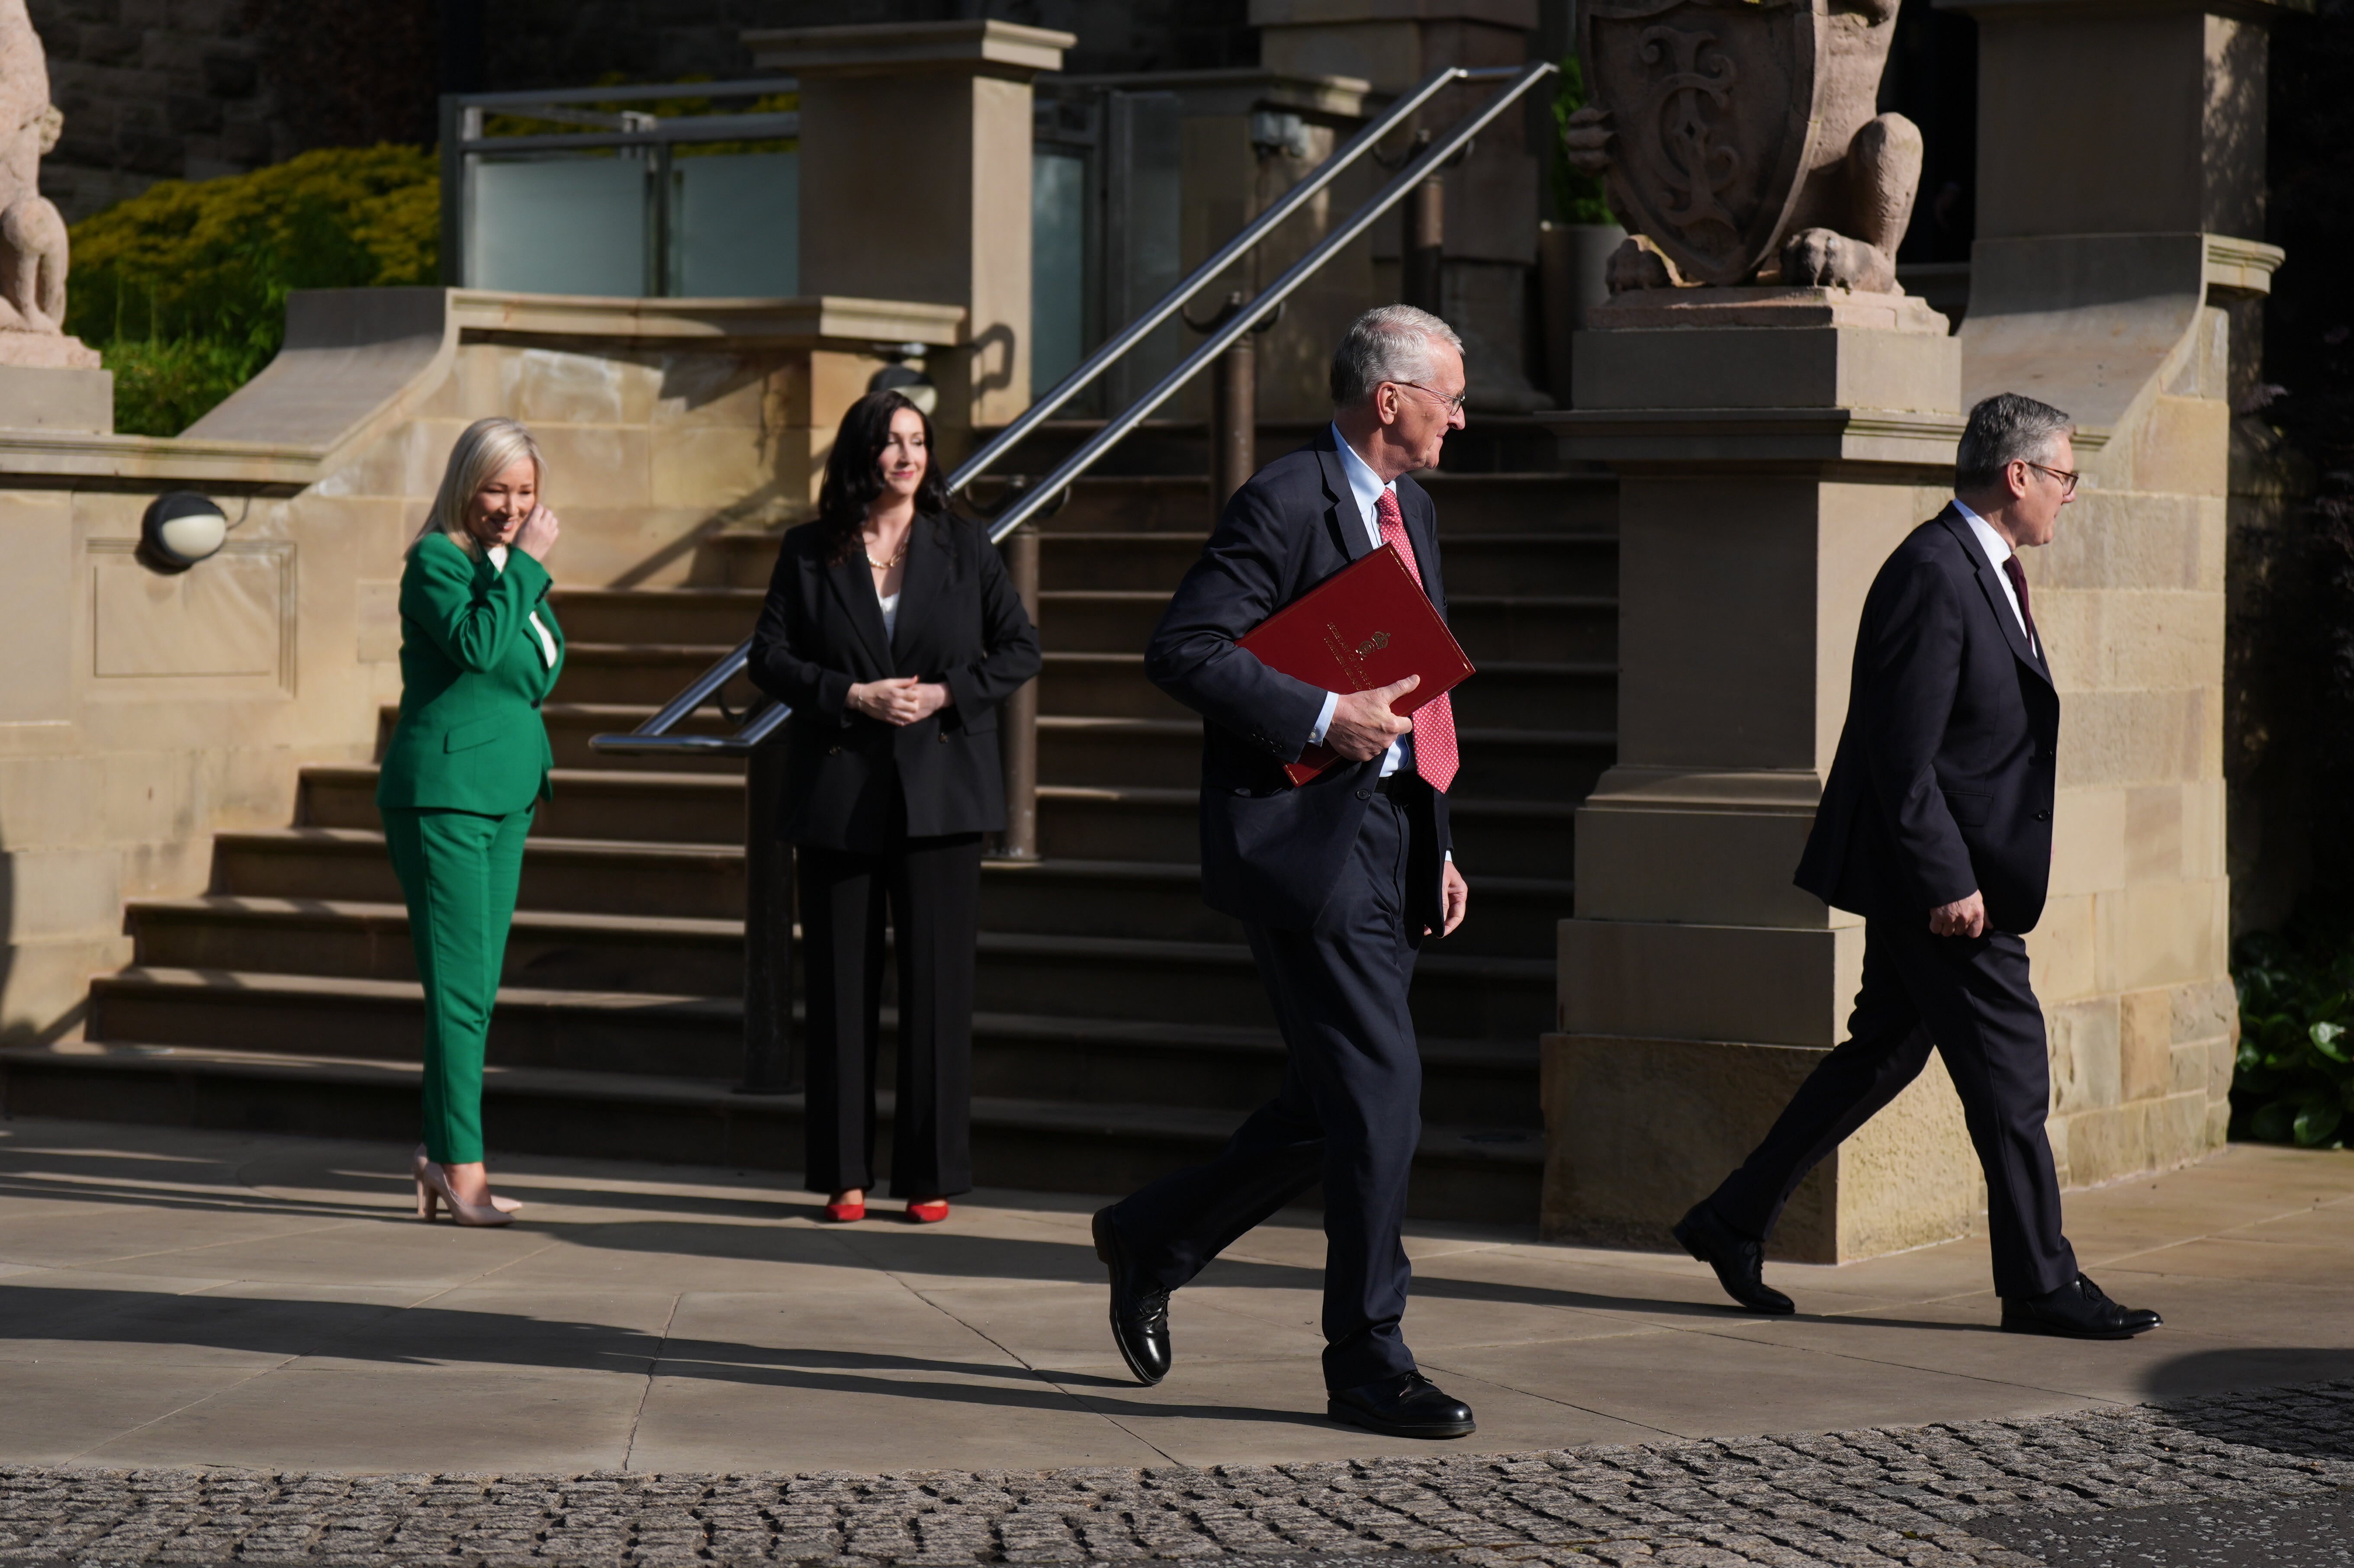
[1306,423,1406,778]
[1952,500,2035,655]
[484,544,560,668]
[877,588,901,642]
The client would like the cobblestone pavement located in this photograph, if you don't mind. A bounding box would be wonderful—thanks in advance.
[9,1381,2354,1567]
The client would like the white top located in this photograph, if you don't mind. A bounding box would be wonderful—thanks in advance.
[1952,500,2035,654]
[485,545,560,668]
[877,588,901,642]
[1305,422,1405,778]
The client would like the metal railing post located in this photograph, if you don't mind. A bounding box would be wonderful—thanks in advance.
[999,523,1042,860]
[1405,173,1444,316]
[741,739,799,1092]
[1211,303,1257,518]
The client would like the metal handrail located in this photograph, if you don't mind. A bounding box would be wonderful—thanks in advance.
[589,59,1557,758]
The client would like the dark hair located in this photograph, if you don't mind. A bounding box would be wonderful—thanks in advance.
[814,389,951,563]
[1956,392,2074,492]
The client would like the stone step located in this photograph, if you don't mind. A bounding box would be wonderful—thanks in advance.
[1036,716,1613,800]
[965,415,1567,480]
[958,470,1620,536]
[1035,531,1618,595]
[212,827,745,916]
[301,765,746,844]
[0,1044,1543,1221]
[551,642,748,707]
[534,703,749,774]
[547,586,763,647]
[1041,588,1619,664]
[1037,650,1615,739]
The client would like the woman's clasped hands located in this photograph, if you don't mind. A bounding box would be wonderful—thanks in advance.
[848,675,952,726]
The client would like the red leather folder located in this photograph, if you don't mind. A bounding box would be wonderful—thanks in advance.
[1237,542,1476,787]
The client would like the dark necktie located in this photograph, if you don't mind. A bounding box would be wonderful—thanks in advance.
[2000,553,2039,650]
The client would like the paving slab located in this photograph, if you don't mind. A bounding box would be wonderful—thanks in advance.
[0,1111,2354,1488]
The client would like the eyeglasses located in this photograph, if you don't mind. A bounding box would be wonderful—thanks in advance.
[2025,460,2080,496]
[1388,379,1467,415]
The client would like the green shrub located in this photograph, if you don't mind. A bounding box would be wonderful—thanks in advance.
[1549,55,1617,228]
[2230,929,2354,1146]
[67,145,439,435]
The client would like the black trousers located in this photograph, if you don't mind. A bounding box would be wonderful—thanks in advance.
[1707,916,2079,1299]
[1110,791,1425,1391]
[796,830,982,1198]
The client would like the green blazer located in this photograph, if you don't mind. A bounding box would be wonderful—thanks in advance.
[375,532,566,814]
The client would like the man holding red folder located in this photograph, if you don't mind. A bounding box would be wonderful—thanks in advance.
[1090,305,1476,1439]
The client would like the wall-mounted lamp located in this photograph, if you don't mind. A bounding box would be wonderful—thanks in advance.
[868,342,938,415]
[138,491,228,574]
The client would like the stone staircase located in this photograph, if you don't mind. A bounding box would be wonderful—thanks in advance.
[1,420,1615,1224]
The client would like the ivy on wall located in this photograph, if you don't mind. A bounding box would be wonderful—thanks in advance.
[65,145,440,437]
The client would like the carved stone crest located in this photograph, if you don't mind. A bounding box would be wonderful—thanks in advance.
[1569,0,1923,299]
[1579,0,1821,288]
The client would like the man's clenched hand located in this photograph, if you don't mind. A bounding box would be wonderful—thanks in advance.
[1327,675,1418,762]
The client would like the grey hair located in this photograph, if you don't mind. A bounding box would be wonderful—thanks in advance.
[1329,304,1465,407]
[1955,392,2073,492]
[412,417,545,557]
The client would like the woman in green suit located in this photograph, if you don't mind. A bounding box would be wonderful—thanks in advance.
[377,417,565,1227]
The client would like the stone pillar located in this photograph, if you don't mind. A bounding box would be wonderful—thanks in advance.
[744,21,1075,450]
[1538,290,1977,1261]
[1930,0,2294,1186]
[1250,0,1547,411]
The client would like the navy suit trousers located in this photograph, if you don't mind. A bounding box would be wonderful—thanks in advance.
[1110,792,1424,1391]
[1706,917,2079,1299]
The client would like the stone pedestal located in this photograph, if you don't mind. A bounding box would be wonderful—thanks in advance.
[744,21,1074,450]
[1537,288,1977,1262]
[0,366,111,431]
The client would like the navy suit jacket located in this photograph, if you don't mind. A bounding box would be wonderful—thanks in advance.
[1146,427,1454,932]
[1795,505,2061,935]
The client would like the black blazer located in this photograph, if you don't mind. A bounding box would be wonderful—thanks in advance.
[1147,428,1454,933]
[748,511,1042,851]
[1796,505,2060,934]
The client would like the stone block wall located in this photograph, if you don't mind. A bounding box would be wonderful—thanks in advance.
[2022,301,2242,1189]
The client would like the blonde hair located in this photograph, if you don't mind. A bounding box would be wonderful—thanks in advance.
[411,417,546,557]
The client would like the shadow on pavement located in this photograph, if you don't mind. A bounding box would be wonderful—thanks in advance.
[0,1282,1342,1428]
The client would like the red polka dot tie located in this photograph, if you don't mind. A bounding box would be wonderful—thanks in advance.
[1375,487,1459,794]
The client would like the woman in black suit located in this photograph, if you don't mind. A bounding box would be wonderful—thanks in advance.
[748,389,1041,1224]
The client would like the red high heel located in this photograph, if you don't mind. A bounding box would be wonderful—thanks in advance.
[822,1198,866,1223]
[905,1199,950,1224]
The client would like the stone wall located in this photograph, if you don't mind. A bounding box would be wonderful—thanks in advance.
[0,288,957,1042]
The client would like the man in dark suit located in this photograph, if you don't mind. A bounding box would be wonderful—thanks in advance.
[1090,305,1476,1438]
[1673,392,2162,1341]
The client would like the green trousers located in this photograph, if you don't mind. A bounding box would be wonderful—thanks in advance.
[381,806,532,1165]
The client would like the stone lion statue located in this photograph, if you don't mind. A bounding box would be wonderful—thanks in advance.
[1566,0,1923,295]
[0,0,75,338]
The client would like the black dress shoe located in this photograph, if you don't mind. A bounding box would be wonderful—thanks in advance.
[1673,1201,1795,1316]
[2000,1273,2161,1340]
[1092,1205,1171,1385]
[1328,1372,1476,1439]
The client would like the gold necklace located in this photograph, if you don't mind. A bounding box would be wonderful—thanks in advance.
[865,533,907,572]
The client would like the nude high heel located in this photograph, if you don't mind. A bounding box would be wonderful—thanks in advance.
[413,1156,515,1227]
[412,1144,521,1216]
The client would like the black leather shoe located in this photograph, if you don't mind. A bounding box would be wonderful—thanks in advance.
[1673,1201,1795,1316]
[2000,1273,2161,1340]
[1328,1372,1476,1439]
[1092,1205,1171,1385]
